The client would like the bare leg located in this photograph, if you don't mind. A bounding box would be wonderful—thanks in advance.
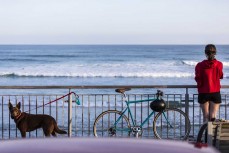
[200,102,209,122]
[209,101,220,120]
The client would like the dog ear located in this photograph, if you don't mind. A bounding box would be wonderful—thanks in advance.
[8,102,13,111]
[16,102,21,109]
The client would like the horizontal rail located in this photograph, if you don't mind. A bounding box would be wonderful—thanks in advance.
[0,85,198,89]
[0,85,229,89]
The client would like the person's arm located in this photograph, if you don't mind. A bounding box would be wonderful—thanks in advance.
[220,62,223,79]
[195,63,202,87]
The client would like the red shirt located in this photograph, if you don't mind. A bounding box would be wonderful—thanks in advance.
[195,59,223,93]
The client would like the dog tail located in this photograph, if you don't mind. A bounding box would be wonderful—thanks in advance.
[54,123,67,134]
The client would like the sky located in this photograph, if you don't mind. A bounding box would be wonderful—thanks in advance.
[0,0,229,44]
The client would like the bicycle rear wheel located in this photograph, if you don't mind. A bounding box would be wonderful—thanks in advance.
[153,108,190,140]
[93,110,131,137]
[196,123,208,143]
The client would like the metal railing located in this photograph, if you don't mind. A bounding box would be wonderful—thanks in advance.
[0,85,228,140]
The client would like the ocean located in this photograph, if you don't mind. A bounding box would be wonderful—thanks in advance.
[1,45,229,139]
[0,45,228,91]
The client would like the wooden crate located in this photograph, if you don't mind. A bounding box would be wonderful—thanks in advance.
[208,122,229,153]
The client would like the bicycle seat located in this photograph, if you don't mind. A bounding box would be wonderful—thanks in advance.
[115,88,131,94]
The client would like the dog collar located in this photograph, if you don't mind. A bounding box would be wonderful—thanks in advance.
[15,112,22,120]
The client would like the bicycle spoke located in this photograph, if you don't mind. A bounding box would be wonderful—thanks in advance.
[153,108,190,140]
[93,110,131,137]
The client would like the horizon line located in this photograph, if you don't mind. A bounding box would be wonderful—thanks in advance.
[0,44,229,46]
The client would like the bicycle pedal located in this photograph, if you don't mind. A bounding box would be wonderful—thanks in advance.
[132,127,142,132]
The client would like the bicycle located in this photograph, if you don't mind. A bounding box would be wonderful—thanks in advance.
[93,88,191,140]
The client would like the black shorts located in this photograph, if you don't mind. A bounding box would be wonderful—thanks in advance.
[198,92,221,104]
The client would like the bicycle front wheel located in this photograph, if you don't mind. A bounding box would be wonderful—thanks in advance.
[153,108,190,140]
[93,110,131,137]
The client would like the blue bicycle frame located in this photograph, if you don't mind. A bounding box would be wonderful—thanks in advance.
[113,98,172,132]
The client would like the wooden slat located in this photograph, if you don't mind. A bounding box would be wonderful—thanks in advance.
[219,133,229,137]
[217,137,229,141]
[221,129,229,133]
[208,122,219,145]
[208,121,229,152]
[216,122,229,151]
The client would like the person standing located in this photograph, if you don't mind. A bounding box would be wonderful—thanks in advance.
[195,44,223,122]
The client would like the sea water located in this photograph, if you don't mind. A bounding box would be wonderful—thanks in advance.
[1,45,229,138]
[0,45,228,86]
[0,45,229,96]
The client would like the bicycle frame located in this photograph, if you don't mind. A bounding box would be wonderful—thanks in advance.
[113,94,170,132]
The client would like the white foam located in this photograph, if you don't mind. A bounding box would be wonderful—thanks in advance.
[182,60,229,67]
[223,62,229,67]
[0,62,194,78]
[1,60,228,78]
[182,60,198,66]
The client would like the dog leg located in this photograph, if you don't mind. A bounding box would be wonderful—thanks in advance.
[43,128,52,137]
[20,131,26,138]
[51,131,57,137]
[44,131,51,137]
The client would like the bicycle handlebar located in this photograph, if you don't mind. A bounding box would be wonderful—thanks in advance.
[115,88,164,99]
[156,90,164,98]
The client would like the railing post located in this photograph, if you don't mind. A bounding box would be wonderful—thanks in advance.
[68,89,72,137]
[185,88,189,136]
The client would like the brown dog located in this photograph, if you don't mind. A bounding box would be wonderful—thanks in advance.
[8,102,67,138]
